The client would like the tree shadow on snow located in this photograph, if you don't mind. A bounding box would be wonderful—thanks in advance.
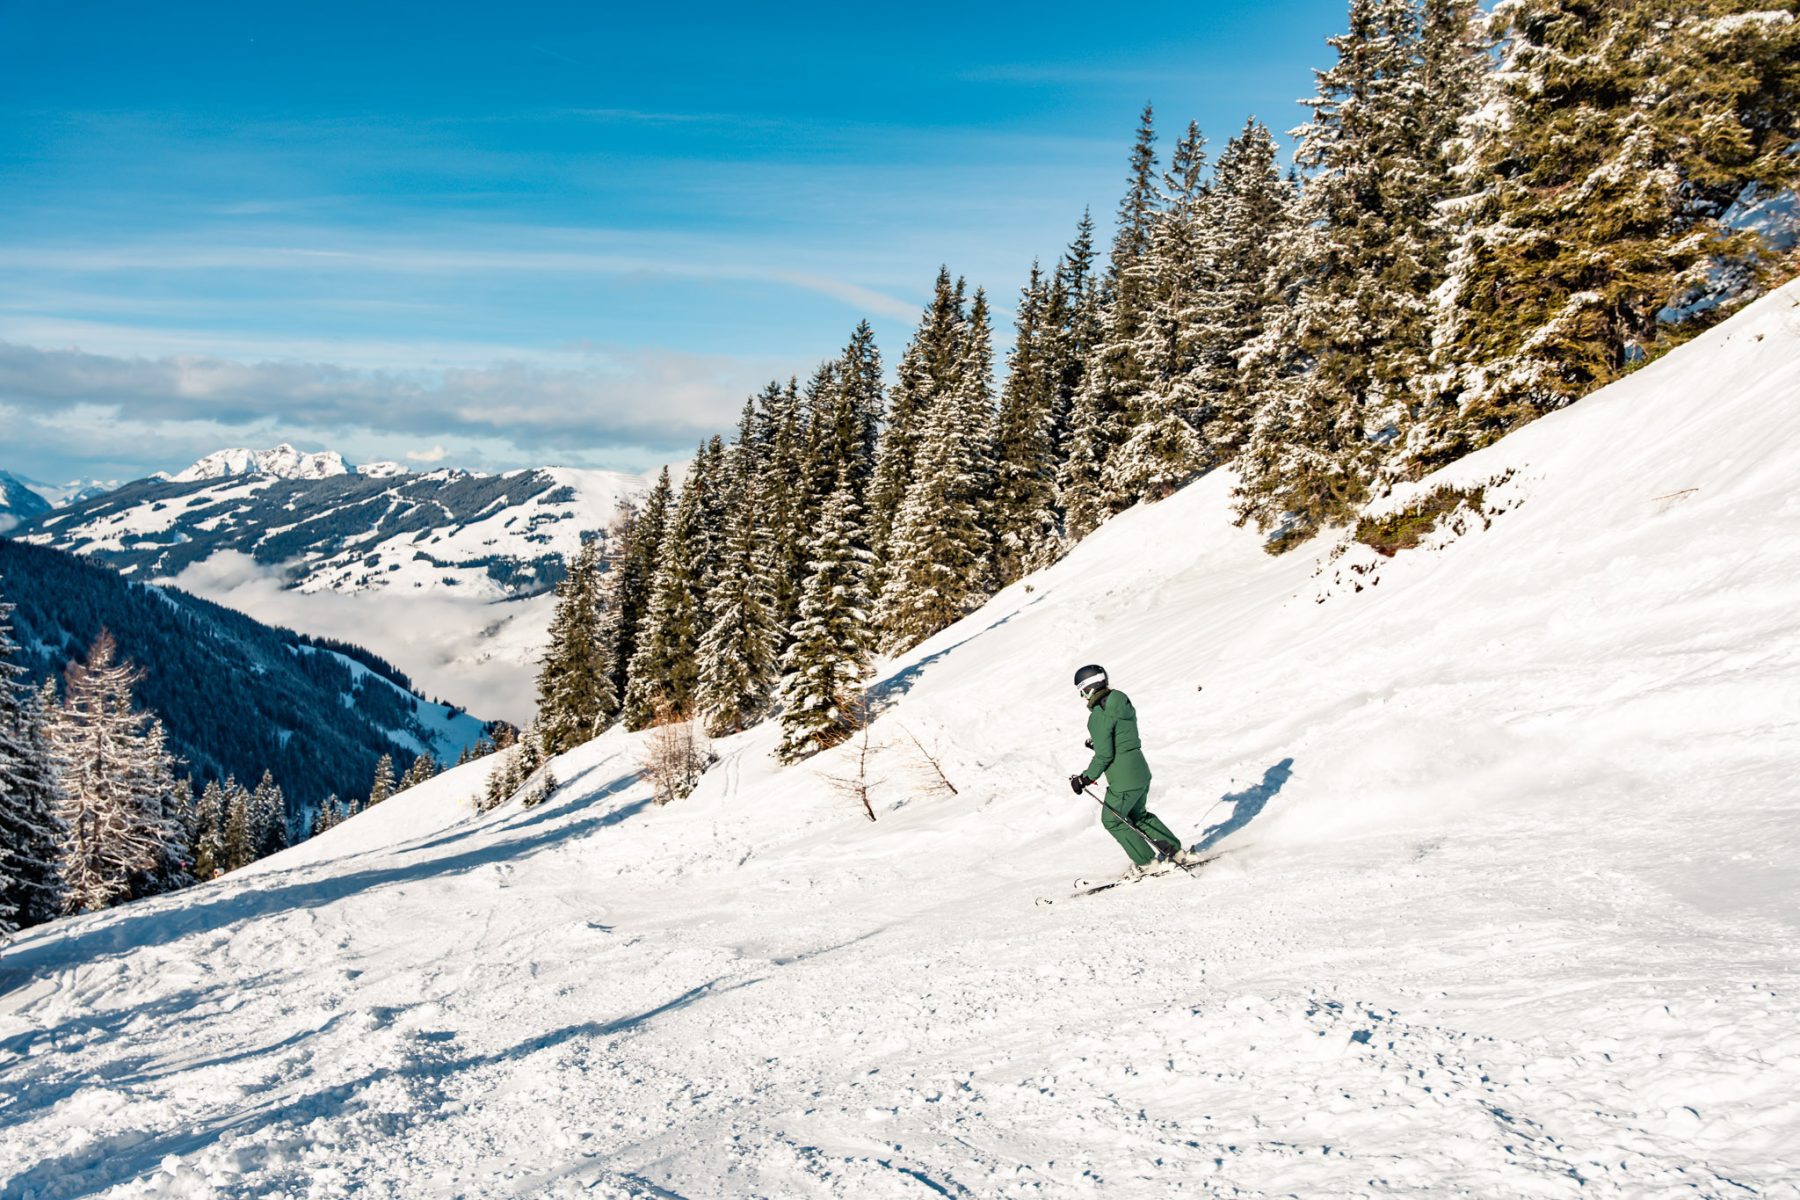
[0,975,764,1199]
[0,775,652,996]
[1193,757,1294,853]
[867,596,1043,715]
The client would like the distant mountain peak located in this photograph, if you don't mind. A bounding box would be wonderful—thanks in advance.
[0,469,120,511]
[0,470,53,533]
[172,443,351,483]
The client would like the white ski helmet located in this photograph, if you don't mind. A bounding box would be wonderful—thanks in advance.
[1073,664,1108,696]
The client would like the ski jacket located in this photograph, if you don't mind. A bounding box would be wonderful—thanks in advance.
[1083,688,1152,789]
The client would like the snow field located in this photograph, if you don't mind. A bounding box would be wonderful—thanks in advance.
[2,284,1799,1196]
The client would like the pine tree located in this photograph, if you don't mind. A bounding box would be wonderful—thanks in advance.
[1052,209,1104,438]
[311,794,342,838]
[877,289,997,649]
[1061,108,1162,538]
[757,378,811,637]
[838,321,885,499]
[1109,120,1212,503]
[221,781,252,873]
[482,750,514,811]
[0,598,16,932]
[367,754,397,806]
[695,434,730,598]
[724,397,766,521]
[623,448,712,728]
[481,723,547,810]
[1190,118,1297,456]
[537,539,616,755]
[869,268,968,580]
[249,769,288,861]
[797,360,841,516]
[1235,0,1452,545]
[192,778,226,880]
[48,632,164,913]
[1113,102,1163,274]
[400,753,438,791]
[807,322,885,511]
[603,467,671,708]
[777,473,876,762]
[695,502,779,738]
[0,591,66,929]
[1412,0,1800,469]
[989,262,1063,584]
[1007,210,1104,573]
[126,721,192,898]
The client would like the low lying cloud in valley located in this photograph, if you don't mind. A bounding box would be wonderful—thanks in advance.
[162,551,551,725]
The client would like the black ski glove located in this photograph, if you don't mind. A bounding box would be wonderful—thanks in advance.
[1084,737,1093,749]
[1068,773,1093,794]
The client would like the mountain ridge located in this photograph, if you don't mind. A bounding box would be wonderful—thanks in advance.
[169,442,355,483]
[12,462,654,721]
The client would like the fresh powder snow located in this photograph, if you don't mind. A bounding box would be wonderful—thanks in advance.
[1,283,1797,1196]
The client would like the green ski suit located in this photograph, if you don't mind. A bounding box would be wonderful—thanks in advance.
[1083,688,1181,867]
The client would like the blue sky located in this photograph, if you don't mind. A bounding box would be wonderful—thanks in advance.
[0,0,1349,484]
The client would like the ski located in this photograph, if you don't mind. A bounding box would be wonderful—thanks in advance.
[1035,850,1232,906]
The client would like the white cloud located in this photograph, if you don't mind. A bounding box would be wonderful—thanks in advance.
[406,445,449,463]
[0,338,777,461]
[159,552,550,722]
[0,237,922,321]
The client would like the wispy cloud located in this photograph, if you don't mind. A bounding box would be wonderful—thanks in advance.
[0,236,924,322]
[0,338,783,469]
[559,107,786,129]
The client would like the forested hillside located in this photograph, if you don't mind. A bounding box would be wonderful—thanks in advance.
[0,538,486,810]
[520,0,1798,778]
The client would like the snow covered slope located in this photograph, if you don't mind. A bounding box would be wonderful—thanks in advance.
[3,284,1798,1198]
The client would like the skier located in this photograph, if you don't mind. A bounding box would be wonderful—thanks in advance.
[1068,664,1190,878]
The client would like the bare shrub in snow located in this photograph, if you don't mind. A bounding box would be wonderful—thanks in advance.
[642,708,711,806]
[824,691,881,822]
[896,722,958,798]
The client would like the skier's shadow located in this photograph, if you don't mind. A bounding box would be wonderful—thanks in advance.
[1194,757,1294,852]
[868,596,1044,715]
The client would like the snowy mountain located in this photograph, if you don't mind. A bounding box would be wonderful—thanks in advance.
[0,471,52,534]
[0,538,490,814]
[1,285,1794,1194]
[169,442,352,483]
[14,464,653,720]
[0,469,124,532]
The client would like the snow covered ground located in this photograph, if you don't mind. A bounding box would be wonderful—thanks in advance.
[2,283,1798,1197]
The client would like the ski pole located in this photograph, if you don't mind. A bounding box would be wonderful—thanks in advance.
[1079,783,1194,875]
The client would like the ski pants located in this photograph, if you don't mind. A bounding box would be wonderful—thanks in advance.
[1101,785,1181,867]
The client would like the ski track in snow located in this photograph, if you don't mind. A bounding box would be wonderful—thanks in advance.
[3,286,1800,1197]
